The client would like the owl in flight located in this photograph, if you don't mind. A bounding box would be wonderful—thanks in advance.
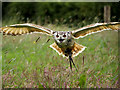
[0,22,120,71]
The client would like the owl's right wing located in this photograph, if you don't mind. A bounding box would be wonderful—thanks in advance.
[0,23,54,36]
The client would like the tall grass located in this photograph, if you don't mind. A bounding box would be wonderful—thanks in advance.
[2,23,118,88]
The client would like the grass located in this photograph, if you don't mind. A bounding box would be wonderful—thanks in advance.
[2,24,118,88]
[0,33,2,89]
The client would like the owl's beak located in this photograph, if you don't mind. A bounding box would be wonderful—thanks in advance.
[59,39,64,43]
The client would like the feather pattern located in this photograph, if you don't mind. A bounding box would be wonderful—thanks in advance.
[50,42,86,58]
[0,23,53,36]
[72,22,120,39]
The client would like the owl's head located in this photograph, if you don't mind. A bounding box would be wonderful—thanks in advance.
[53,31,72,43]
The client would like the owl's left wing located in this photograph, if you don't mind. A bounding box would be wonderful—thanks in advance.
[0,23,54,36]
[72,22,120,39]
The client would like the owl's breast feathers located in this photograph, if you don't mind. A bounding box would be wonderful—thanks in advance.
[50,42,86,58]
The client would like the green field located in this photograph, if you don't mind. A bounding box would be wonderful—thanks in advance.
[2,25,118,88]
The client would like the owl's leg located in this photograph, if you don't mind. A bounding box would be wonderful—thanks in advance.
[69,57,72,70]
[69,53,78,72]
[65,48,78,71]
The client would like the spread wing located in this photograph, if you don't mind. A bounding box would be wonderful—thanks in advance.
[0,23,54,36]
[72,22,120,39]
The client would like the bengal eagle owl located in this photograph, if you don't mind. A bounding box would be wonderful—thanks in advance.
[0,22,120,71]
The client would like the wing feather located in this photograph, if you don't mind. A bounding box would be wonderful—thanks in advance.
[5,28,12,34]
[0,23,54,36]
[9,28,15,34]
[72,22,120,39]
[19,28,23,34]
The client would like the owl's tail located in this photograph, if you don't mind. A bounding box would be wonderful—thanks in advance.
[50,42,86,58]
[71,42,86,57]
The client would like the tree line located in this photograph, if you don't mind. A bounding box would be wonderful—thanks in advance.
[2,2,120,27]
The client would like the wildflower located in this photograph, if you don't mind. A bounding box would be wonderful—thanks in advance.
[89,38,91,41]
[33,41,36,44]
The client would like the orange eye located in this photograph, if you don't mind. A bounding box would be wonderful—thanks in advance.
[56,35,59,38]
[63,35,66,37]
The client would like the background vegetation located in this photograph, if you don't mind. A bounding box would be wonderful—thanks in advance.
[2,2,119,88]
[2,2,120,27]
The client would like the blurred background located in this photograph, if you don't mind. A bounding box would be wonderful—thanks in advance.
[2,2,120,27]
[2,2,119,88]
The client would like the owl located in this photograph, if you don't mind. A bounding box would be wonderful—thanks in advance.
[0,22,120,71]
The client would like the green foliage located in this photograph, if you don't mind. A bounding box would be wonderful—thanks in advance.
[2,2,120,27]
[77,74,86,88]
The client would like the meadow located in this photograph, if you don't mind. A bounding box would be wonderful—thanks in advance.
[2,24,118,88]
